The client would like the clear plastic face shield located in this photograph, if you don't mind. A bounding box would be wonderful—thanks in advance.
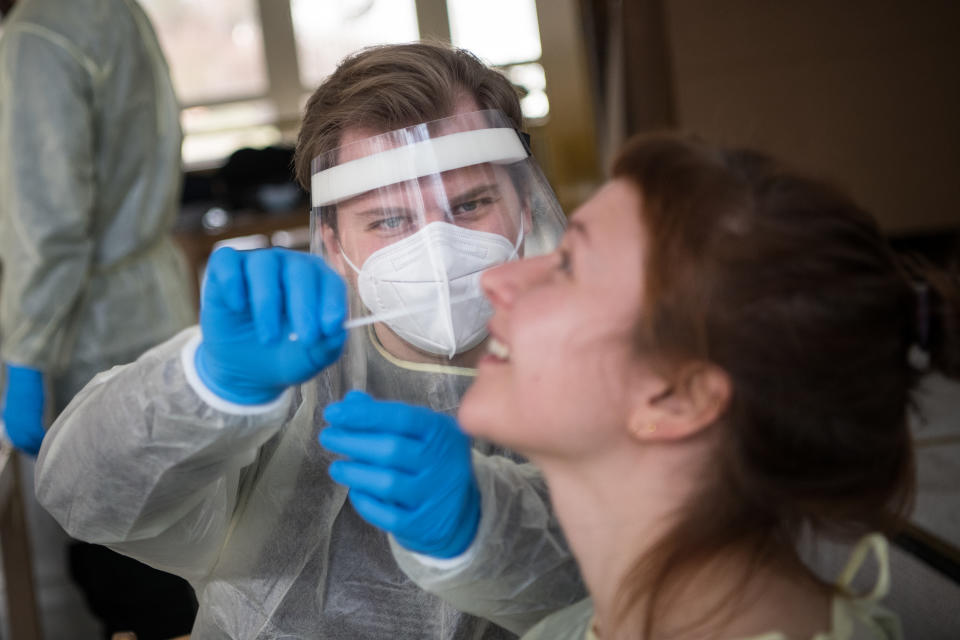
[310,109,565,365]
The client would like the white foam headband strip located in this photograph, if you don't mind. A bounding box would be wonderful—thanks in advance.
[311,127,528,207]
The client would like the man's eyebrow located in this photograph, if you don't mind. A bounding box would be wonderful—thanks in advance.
[350,206,412,220]
[448,183,500,204]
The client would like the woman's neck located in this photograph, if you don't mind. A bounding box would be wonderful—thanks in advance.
[534,438,705,636]
[534,438,832,639]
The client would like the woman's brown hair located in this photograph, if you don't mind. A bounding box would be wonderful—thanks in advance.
[609,134,958,637]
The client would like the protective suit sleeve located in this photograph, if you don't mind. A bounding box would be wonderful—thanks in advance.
[34,327,295,583]
[0,25,96,370]
[390,451,586,635]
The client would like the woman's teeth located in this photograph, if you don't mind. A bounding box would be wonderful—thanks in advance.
[488,337,510,361]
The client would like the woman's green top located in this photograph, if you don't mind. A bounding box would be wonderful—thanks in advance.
[523,534,901,640]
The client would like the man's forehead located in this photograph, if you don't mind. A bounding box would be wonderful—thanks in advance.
[337,163,504,210]
[336,108,493,165]
[337,126,386,154]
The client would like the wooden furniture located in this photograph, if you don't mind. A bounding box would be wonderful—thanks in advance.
[0,446,42,640]
[173,208,311,309]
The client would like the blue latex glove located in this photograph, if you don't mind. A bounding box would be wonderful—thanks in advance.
[320,390,481,558]
[1,363,46,456]
[195,247,348,404]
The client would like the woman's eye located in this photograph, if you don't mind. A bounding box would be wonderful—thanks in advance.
[556,249,572,275]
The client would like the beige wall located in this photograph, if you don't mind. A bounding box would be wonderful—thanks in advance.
[663,0,960,232]
[534,0,602,213]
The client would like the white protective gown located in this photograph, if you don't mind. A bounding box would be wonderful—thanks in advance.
[36,325,585,638]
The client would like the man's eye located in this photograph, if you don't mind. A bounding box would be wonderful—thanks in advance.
[556,249,572,274]
[452,197,494,216]
[370,216,409,231]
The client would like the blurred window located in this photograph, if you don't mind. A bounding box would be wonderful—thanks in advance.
[507,62,550,121]
[180,100,281,170]
[291,0,420,90]
[138,0,268,105]
[447,0,541,66]
[134,0,548,166]
[447,0,548,121]
[140,0,273,166]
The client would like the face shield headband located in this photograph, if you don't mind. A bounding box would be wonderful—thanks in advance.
[310,127,529,208]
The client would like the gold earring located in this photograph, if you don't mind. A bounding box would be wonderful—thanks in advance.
[630,420,657,437]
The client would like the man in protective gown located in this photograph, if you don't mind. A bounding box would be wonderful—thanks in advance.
[36,43,584,638]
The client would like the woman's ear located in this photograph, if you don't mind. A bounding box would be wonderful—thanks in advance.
[626,363,731,442]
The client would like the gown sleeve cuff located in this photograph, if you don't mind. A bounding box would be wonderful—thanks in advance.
[392,533,481,570]
[180,331,292,416]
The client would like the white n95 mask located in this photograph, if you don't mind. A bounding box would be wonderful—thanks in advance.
[340,221,522,359]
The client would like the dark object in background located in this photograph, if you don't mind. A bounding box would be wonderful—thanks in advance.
[69,542,197,640]
[889,229,960,274]
[214,145,306,213]
[180,170,215,205]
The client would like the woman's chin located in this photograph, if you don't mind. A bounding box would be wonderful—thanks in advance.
[457,385,487,437]
[458,382,512,442]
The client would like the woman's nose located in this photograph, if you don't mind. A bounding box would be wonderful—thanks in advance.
[482,255,552,309]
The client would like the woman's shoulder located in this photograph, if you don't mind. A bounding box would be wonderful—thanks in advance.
[520,598,595,640]
[737,594,901,640]
[518,593,901,640]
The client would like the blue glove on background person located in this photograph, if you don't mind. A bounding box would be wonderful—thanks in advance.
[1,363,47,455]
[195,247,348,405]
[320,391,481,558]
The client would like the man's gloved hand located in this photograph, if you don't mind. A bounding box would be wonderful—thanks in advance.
[1,363,46,455]
[320,390,481,558]
[195,247,348,405]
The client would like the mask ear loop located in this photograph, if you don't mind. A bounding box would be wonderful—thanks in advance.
[509,213,525,260]
[337,241,363,276]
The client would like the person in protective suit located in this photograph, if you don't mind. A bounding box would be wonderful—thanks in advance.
[0,0,197,637]
[36,42,584,638]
